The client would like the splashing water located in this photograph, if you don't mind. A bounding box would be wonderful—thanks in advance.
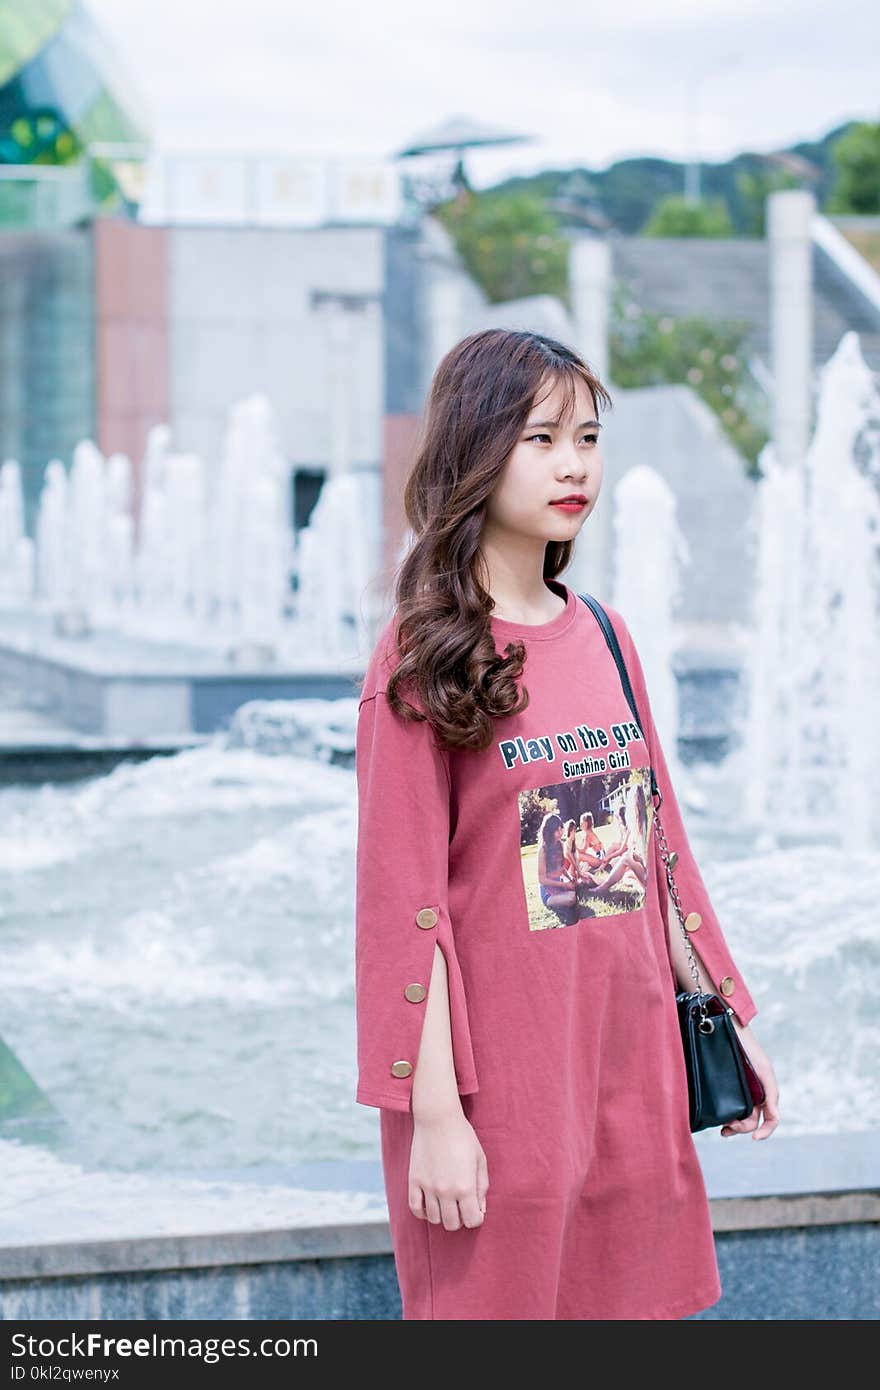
[0,718,876,1200]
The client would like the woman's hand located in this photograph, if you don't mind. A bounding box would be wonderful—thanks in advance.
[721,1023,780,1141]
[409,1110,489,1230]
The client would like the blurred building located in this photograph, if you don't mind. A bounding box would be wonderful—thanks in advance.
[0,0,151,531]
[2,1,879,606]
[0,0,150,226]
[0,6,415,558]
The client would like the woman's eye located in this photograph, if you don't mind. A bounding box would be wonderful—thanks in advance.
[525,433,598,445]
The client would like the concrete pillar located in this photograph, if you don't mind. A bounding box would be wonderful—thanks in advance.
[569,233,610,388]
[568,233,611,598]
[325,300,352,478]
[767,189,815,469]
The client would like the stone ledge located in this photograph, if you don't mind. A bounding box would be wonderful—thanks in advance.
[711,1189,880,1232]
[0,1219,393,1282]
[2,1189,878,1284]
[2,1132,877,1284]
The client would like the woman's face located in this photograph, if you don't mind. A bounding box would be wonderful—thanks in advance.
[484,374,604,545]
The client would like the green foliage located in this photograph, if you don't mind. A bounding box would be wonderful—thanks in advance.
[610,283,768,473]
[826,121,880,214]
[1,106,79,166]
[433,170,793,475]
[642,194,733,237]
[434,189,569,305]
[486,122,858,235]
[735,166,801,236]
[519,789,559,847]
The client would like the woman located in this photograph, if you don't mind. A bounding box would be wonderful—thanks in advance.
[602,803,631,861]
[560,817,582,884]
[587,784,650,901]
[354,327,779,1321]
[575,810,604,872]
[536,812,578,915]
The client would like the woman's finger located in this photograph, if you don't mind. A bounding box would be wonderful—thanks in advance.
[720,1104,759,1137]
[439,1196,463,1231]
[423,1191,443,1225]
[455,1149,489,1228]
[476,1147,490,1208]
[752,1092,781,1140]
[458,1191,485,1228]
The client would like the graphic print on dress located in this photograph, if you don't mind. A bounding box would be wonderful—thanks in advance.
[519,765,655,930]
[497,713,654,930]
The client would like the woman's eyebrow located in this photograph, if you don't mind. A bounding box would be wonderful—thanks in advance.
[525,419,603,430]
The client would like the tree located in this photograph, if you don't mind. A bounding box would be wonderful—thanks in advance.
[642,194,733,237]
[735,166,800,236]
[826,121,880,214]
[435,189,568,305]
[609,282,768,473]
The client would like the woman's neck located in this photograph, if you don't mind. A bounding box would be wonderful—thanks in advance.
[488,577,566,625]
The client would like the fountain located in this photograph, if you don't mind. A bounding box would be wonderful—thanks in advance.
[0,393,382,738]
[741,332,880,850]
[611,462,689,785]
[1,328,878,1178]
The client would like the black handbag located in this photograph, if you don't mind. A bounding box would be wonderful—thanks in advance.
[577,592,765,1132]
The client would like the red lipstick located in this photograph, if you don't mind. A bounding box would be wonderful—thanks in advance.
[550,494,589,513]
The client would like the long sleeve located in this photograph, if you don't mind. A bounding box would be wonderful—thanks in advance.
[606,605,758,1028]
[354,688,480,1112]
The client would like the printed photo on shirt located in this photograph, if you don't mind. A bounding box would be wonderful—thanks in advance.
[518,766,655,930]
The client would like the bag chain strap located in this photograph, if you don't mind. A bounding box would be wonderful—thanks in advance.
[575,588,712,1030]
[651,791,712,1027]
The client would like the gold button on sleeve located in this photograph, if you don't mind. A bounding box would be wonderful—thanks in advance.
[404,983,427,1003]
[390,1059,413,1078]
[667,851,679,871]
[684,911,702,932]
[415,907,438,929]
[720,976,736,996]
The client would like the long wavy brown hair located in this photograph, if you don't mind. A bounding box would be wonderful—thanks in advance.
[380,328,612,752]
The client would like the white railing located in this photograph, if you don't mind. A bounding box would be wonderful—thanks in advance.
[811,212,880,317]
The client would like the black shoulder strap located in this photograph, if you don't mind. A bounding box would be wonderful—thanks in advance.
[577,592,641,729]
[577,591,661,806]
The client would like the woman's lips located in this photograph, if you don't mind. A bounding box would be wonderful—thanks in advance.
[550,499,588,513]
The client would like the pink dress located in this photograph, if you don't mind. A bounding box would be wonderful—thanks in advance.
[354,579,758,1320]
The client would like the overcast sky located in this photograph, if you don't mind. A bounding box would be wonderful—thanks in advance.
[88,0,879,187]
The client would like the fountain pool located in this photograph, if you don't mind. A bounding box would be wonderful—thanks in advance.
[1,717,877,1212]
